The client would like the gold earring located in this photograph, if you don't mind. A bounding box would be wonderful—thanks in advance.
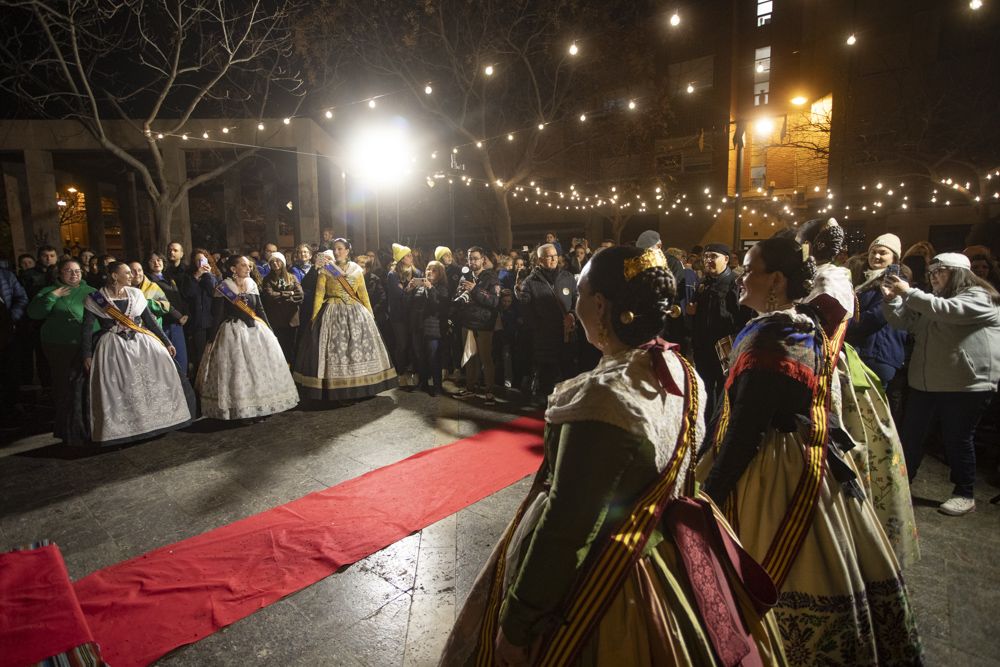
[766,288,778,312]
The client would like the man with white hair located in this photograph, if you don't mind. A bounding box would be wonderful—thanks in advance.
[516,243,577,405]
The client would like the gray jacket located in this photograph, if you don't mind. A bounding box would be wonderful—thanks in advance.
[883,286,1000,392]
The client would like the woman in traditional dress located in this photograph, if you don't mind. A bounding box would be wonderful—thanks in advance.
[81,262,193,446]
[442,247,787,666]
[697,237,922,665]
[27,258,97,445]
[293,238,397,401]
[795,219,919,568]
[196,255,299,422]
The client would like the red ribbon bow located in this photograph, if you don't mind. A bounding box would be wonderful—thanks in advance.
[639,337,683,396]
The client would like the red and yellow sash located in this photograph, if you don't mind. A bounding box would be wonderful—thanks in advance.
[475,352,700,666]
[88,291,165,347]
[216,281,269,329]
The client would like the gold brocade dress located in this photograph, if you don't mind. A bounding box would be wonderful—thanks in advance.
[292,261,397,400]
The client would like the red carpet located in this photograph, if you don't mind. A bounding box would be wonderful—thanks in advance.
[72,416,544,666]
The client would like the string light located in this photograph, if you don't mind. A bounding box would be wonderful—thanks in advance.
[202,131,209,139]
[221,127,230,134]
[579,113,587,122]
[368,100,376,109]
[282,118,290,125]
[484,65,495,76]
[568,42,579,56]
[628,100,637,110]
[507,133,514,141]
[970,0,983,9]
[424,85,433,95]
[846,34,857,46]
[669,12,680,27]
[257,123,264,131]
[475,141,483,148]
[686,83,695,94]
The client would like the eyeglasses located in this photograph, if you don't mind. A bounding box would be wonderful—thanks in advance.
[61,269,82,275]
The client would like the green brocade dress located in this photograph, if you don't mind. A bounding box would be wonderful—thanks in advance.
[440,348,787,666]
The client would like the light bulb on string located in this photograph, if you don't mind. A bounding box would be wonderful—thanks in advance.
[283,118,291,125]
[368,100,376,109]
[507,134,514,141]
[628,100,637,110]
[475,141,483,149]
[579,113,587,122]
[670,12,680,26]
[424,85,433,95]
[202,131,209,139]
[846,34,857,46]
[257,123,264,131]
[538,123,545,130]
[156,133,164,139]
[484,65,495,76]
[324,110,333,119]
[221,127,229,134]
[569,42,579,56]
[686,83,694,94]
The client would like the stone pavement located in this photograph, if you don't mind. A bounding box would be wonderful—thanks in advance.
[1,387,998,666]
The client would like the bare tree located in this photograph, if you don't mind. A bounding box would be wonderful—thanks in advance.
[0,0,304,251]
[306,0,645,249]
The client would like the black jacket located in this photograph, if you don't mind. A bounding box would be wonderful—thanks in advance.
[412,282,450,339]
[515,267,576,355]
[208,291,270,342]
[692,268,751,350]
[457,268,500,331]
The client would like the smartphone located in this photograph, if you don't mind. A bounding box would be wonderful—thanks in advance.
[522,245,529,252]
[883,264,901,281]
[198,257,209,268]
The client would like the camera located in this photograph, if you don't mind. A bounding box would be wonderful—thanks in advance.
[453,266,474,303]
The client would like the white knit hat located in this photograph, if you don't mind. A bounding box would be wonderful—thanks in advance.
[268,251,287,267]
[869,233,901,259]
[929,252,972,271]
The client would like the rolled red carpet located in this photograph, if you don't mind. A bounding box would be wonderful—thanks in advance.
[73,416,544,666]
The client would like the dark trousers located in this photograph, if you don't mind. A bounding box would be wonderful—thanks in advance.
[694,346,725,424]
[0,340,17,418]
[900,388,994,498]
[419,337,443,389]
[866,361,897,394]
[531,342,573,402]
[187,328,208,377]
[391,321,414,373]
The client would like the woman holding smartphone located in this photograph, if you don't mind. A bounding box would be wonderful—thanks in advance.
[411,261,450,395]
[846,234,908,390]
[183,249,220,376]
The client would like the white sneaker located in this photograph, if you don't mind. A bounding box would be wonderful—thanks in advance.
[939,497,975,516]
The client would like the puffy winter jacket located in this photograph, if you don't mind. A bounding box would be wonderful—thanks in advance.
[847,285,907,371]
[457,269,500,331]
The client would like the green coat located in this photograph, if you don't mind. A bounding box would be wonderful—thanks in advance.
[27,282,98,346]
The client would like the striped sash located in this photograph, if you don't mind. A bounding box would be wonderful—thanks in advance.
[757,319,842,590]
[216,282,269,329]
[322,262,364,306]
[474,352,700,666]
[88,291,164,347]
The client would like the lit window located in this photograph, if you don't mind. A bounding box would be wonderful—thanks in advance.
[757,0,773,27]
[754,46,771,106]
[750,166,767,190]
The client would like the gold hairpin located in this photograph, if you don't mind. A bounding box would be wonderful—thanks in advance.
[624,248,668,281]
[801,242,811,261]
[620,310,635,324]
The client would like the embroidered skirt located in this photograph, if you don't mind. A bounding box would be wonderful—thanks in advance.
[292,299,398,401]
[832,353,920,569]
[699,430,923,665]
[439,491,788,666]
[89,332,192,445]
[196,320,299,420]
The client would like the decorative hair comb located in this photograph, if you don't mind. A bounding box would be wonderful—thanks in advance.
[623,248,668,281]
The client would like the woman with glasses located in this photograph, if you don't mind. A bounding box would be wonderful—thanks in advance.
[884,253,1000,516]
[27,259,98,444]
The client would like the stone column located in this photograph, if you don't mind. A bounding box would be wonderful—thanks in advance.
[1,162,28,257]
[23,149,60,250]
[160,144,192,250]
[116,173,141,261]
[81,178,106,254]
[295,153,320,245]
[261,181,281,246]
[223,167,244,251]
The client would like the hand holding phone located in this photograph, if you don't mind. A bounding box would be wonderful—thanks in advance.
[882,264,901,283]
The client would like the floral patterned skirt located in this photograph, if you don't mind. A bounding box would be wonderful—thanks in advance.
[292,300,398,401]
[833,351,920,569]
[705,431,923,666]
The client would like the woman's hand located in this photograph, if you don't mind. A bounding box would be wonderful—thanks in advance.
[83,357,92,373]
[52,286,72,298]
[880,274,910,298]
[167,345,177,358]
[179,315,189,326]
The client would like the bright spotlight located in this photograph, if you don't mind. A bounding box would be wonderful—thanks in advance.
[970,0,983,9]
[347,120,415,187]
[754,117,774,136]
[790,95,808,106]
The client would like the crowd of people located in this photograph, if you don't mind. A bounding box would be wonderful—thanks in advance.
[1,222,999,663]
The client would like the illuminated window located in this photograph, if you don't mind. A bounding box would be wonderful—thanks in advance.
[757,0,773,27]
[750,166,767,190]
[754,46,771,106]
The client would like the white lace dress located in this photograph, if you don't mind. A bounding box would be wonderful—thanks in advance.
[83,287,192,445]
[196,278,299,420]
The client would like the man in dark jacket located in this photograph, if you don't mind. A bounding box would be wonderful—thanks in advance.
[453,246,500,405]
[689,242,752,419]
[516,243,577,405]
